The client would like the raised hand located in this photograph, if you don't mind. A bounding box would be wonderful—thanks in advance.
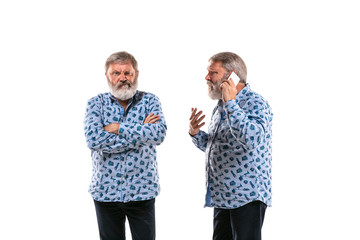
[220,77,237,102]
[189,107,205,136]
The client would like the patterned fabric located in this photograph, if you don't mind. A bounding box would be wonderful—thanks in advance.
[191,85,273,209]
[84,91,167,202]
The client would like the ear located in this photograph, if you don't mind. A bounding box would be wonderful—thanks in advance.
[136,71,139,78]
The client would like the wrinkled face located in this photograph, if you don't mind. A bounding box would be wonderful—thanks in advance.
[106,61,139,100]
[205,61,228,100]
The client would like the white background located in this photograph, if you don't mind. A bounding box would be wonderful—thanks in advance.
[1,0,359,239]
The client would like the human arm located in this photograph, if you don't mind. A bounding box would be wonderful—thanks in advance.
[116,94,167,146]
[84,96,138,153]
[220,78,272,150]
[103,113,159,134]
[189,107,209,152]
[189,108,206,136]
[224,96,272,150]
[220,77,237,102]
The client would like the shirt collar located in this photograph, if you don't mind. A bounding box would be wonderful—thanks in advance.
[109,90,140,104]
[235,84,250,102]
[216,84,251,106]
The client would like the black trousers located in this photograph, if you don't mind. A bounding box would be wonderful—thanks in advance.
[213,201,267,240]
[93,198,155,240]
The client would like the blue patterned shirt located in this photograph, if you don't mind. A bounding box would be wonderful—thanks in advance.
[191,85,273,209]
[84,91,167,202]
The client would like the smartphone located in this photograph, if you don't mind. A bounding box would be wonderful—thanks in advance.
[227,71,240,84]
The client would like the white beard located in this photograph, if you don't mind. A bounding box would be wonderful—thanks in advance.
[108,78,138,101]
[207,80,222,100]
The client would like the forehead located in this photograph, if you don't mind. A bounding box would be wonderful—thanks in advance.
[207,61,224,71]
[108,61,135,71]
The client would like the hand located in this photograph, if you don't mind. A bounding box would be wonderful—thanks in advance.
[144,113,160,124]
[220,78,237,102]
[104,123,120,134]
[189,108,205,136]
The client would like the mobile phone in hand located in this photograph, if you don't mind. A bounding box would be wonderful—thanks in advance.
[227,72,240,84]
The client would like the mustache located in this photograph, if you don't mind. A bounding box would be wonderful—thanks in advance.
[207,80,215,87]
[114,80,132,89]
[207,80,221,88]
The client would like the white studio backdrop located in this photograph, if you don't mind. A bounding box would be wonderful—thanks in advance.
[1,0,359,239]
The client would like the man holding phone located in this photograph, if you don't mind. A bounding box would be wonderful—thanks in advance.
[189,52,273,240]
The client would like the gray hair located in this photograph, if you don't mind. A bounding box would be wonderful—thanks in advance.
[209,52,247,84]
[105,51,138,72]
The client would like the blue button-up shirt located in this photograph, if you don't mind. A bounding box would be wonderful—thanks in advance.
[84,91,167,202]
[191,85,273,209]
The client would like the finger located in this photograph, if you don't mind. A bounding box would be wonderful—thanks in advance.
[149,114,160,120]
[197,121,206,129]
[192,112,205,125]
[220,81,230,89]
[144,113,156,122]
[193,114,206,127]
[227,78,236,87]
[189,107,197,120]
[193,110,203,121]
[190,119,205,130]
[147,114,159,119]
[144,114,151,122]
[193,113,205,124]
[221,81,232,92]
[145,115,160,124]
[148,116,161,123]
[146,113,155,119]
[191,115,205,129]
[228,78,235,87]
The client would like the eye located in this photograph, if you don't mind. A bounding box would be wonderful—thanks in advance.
[112,71,120,75]
[124,71,133,76]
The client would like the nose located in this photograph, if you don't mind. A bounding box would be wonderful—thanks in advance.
[205,74,211,81]
[117,73,127,82]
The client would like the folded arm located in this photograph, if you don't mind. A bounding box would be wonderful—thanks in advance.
[84,98,138,153]
[116,95,167,146]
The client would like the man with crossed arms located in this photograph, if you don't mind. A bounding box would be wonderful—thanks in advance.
[84,51,166,240]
